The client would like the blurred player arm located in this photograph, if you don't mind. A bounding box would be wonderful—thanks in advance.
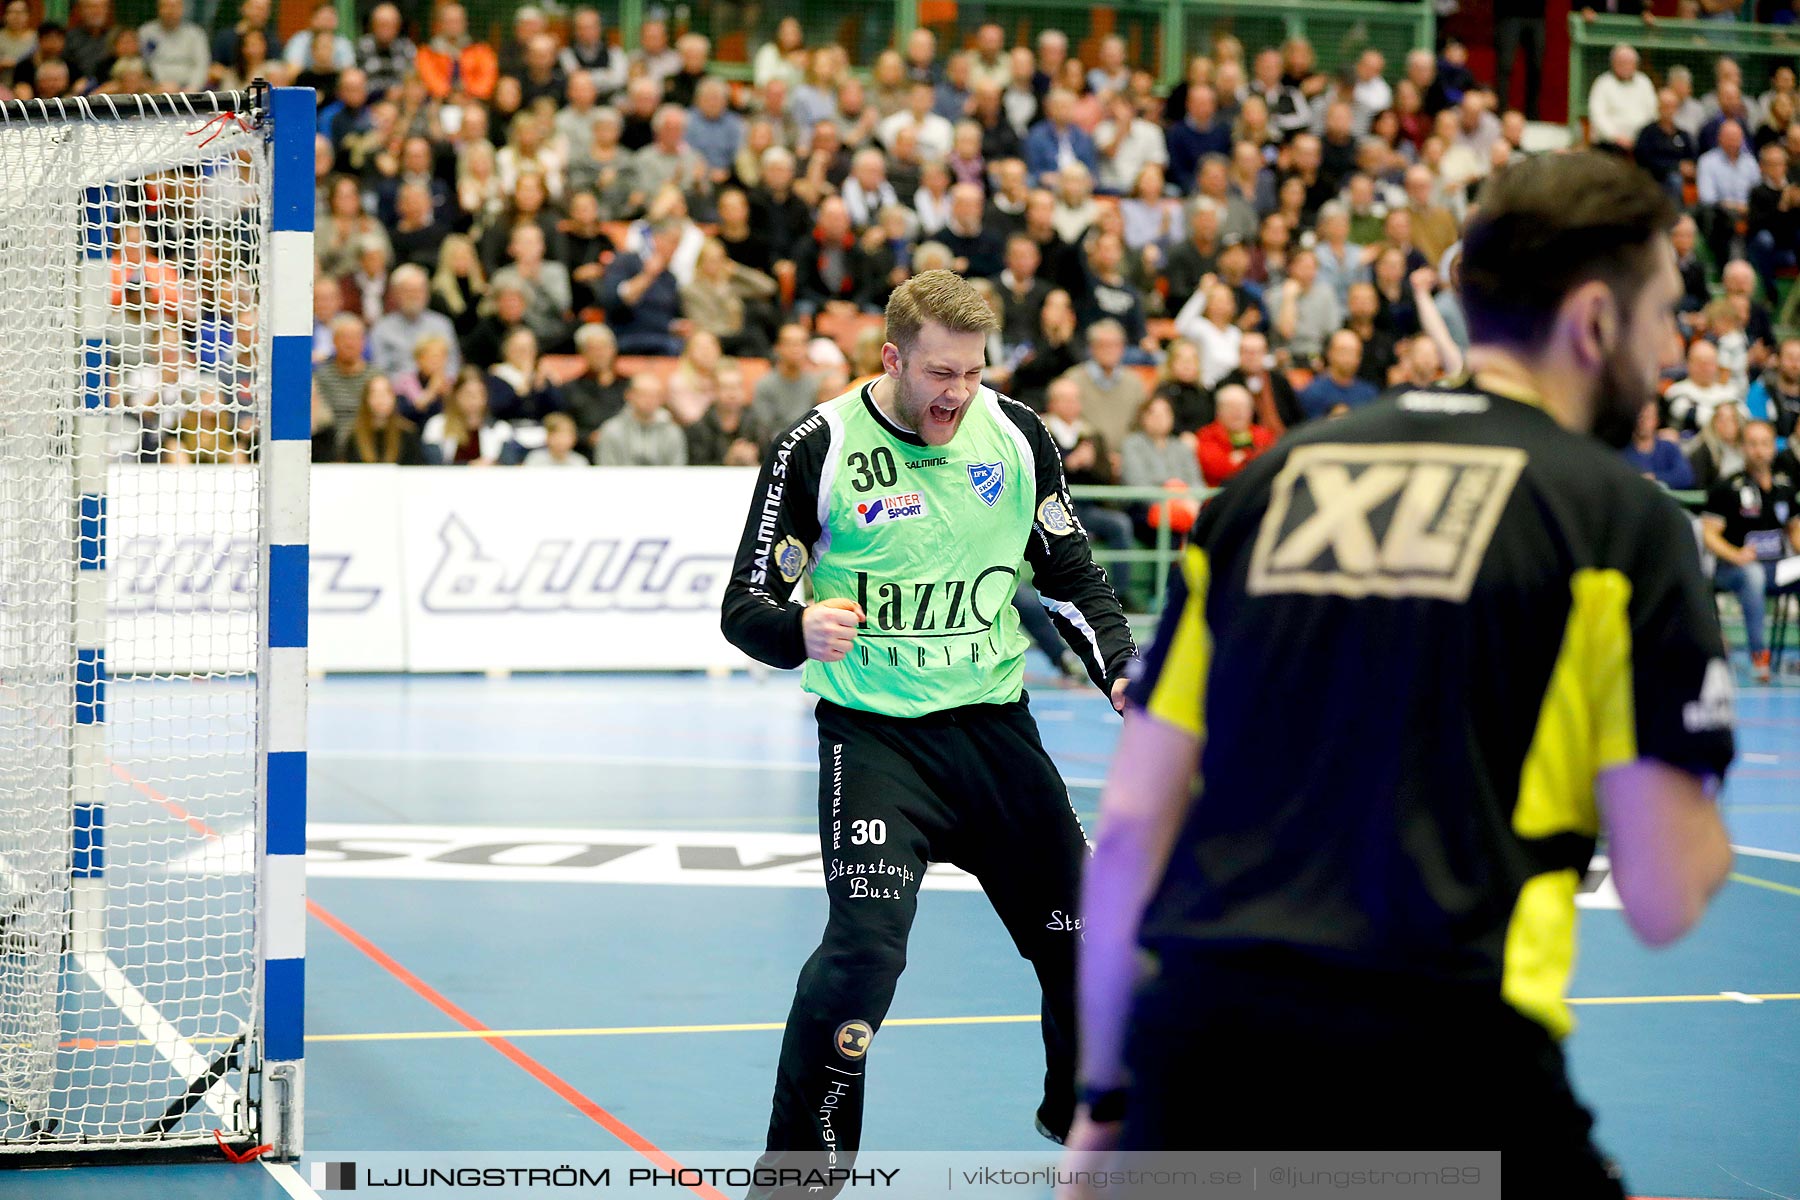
[1073,545,1208,1126]
[720,413,831,669]
[1596,498,1736,947]
[1001,399,1136,694]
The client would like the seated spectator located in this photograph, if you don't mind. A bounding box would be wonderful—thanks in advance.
[939,182,1005,279]
[1197,383,1276,486]
[1172,283,1242,389]
[598,218,685,356]
[138,0,207,91]
[1273,247,1341,365]
[597,374,686,466]
[881,79,955,161]
[1051,162,1099,245]
[714,186,773,276]
[791,196,877,316]
[1153,338,1211,432]
[1020,187,1086,298]
[1697,121,1760,268]
[423,368,516,465]
[997,235,1052,356]
[1300,329,1380,419]
[1344,281,1398,386]
[1119,163,1181,257]
[461,281,529,370]
[1089,92,1163,198]
[681,238,778,359]
[455,141,507,245]
[1163,201,1223,317]
[1708,296,1752,394]
[393,334,456,424]
[416,2,496,101]
[1165,83,1231,196]
[687,364,767,465]
[860,205,917,312]
[313,313,370,433]
[1672,214,1710,313]
[1370,245,1421,339]
[1749,336,1800,438]
[1620,399,1695,488]
[1687,401,1748,490]
[390,181,449,271]
[1080,232,1152,363]
[1042,374,1133,595]
[355,3,413,99]
[487,223,573,352]
[1748,144,1800,303]
[1009,287,1083,409]
[1720,258,1776,358]
[1701,420,1799,682]
[1060,319,1147,451]
[522,412,590,467]
[910,158,953,238]
[753,323,821,432]
[343,235,392,326]
[561,323,626,456]
[1023,88,1099,185]
[1213,329,1301,433]
[316,174,389,282]
[666,330,727,426]
[370,264,459,378]
[1121,393,1203,539]
[753,15,805,90]
[341,374,425,465]
[486,327,564,425]
[1636,87,1700,202]
[479,168,566,276]
[1667,338,1747,432]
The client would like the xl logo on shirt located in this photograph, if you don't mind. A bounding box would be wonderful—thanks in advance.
[1247,443,1527,602]
[857,491,929,525]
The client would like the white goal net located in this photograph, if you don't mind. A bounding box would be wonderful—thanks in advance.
[0,91,284,1159]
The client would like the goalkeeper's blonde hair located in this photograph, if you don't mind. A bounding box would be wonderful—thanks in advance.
[885,269,1000,354]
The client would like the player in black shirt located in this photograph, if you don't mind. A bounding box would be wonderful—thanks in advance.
[1063,154,1736,1196]
[1701,420,1800,682]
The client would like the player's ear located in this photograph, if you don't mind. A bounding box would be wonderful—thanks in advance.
[1560,280,1617,370]
[880,340,903,377]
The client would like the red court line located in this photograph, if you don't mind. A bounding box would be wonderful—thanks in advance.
[108,760,223,843]
[307,899,729,1200]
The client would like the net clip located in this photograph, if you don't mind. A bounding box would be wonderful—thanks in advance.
[189,110,251,148]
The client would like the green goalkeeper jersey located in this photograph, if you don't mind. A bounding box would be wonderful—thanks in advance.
[723,380,1135,719]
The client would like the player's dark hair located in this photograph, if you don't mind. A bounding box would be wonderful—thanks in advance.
[1459,152,1676,350]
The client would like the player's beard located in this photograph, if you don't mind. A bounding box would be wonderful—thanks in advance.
[894,373,966,444]
[1591,334,1654,450]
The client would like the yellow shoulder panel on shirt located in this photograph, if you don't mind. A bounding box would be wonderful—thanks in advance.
[1145,545,1212,739]
[1502,567,1636,1039]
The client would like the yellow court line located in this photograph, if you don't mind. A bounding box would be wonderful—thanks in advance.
[1731,871,1800,899]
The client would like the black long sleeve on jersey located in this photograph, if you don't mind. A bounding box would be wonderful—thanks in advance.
[720,408,831,669]
[998,396,1137,692]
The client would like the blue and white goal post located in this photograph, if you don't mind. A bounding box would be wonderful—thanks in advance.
[0,83,311,1165]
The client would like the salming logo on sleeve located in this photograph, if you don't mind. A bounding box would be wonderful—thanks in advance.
[1247,443,1527,602]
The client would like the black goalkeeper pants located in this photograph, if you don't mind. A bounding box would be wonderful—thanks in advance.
[748,695,1087,1194]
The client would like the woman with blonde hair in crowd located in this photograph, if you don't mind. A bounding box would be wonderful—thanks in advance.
[343,374,426,465]
[1152,337,1212,432]
[456,140,506,244]
[423,367,516,465]
[394,334,457,423]
[667,330,729,426]
[429,234,488,339]
[497,110,566,202]
[1686,399,1748,491]
[681,237,778,358]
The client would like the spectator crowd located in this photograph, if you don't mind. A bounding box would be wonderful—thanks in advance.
[44,0,1798,664]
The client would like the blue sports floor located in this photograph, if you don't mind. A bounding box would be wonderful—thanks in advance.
[7,659,1800,1200]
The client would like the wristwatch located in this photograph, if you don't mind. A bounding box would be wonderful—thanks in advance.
[1076,1083,1130,1123]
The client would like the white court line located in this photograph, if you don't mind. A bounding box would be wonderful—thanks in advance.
[1734,845,1800,864]
[76,949,243,1122]
[313,750,1112,790]
[264,1160,322,1199]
